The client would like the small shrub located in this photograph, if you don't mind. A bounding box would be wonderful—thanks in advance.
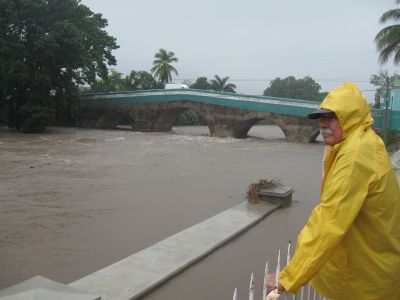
[19,105,55,133]
[175,109,206,126]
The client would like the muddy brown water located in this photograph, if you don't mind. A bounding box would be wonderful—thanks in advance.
[0,126,324,299]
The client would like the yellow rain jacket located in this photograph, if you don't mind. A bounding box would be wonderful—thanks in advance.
[279,82,400,299]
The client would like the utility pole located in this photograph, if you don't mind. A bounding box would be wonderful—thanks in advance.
[383,77,390,145]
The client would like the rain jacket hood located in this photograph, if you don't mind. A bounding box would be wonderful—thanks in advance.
[279,82,400,300]
[319,82,373,140]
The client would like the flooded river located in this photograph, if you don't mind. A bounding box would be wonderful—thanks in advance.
[0,126,324,299]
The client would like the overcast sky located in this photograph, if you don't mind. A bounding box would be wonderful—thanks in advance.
[80,0,398,101]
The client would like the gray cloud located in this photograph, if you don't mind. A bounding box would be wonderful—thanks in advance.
[81,0,398,101]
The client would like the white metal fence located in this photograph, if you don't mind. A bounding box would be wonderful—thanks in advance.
[232,242,327,300]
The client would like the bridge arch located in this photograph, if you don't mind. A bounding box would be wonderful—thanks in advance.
[269,114,320,143]
[243,117,285,140]
[94,110,132,129]
[154,105,208,132]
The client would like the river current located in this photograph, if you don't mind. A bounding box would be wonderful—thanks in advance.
[0,125,324,299]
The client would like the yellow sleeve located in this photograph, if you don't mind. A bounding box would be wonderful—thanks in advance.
[279,145,373,293]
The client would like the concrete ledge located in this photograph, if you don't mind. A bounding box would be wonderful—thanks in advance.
[69,201,281,300]
[0,276,100,300]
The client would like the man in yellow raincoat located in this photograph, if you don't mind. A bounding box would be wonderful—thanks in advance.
[269,82,400,300]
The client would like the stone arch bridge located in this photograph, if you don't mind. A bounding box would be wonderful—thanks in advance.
[79,89,323,143]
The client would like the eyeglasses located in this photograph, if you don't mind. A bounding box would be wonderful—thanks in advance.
[320,113,337,120]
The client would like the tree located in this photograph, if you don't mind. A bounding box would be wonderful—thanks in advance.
[125,70,162,90]
[263,76,325,101]
[86,70,126,93]
[190,77,212,90]
[0,0,118,132]
[175,109,206,126]
[85,69,161,93]
[151,48,178,85]
[370,71,400,108]
[375,0,400,65]
[210,75,236,93]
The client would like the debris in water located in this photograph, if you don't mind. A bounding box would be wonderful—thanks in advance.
[247,178,281,204]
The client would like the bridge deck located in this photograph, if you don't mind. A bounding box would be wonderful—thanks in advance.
[82,89,319,117]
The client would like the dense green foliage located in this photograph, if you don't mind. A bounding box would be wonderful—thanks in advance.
[370,71,400,108]
[263,76,326,101]
[209,75,236,93]
[127,70,163,90]
[84,70,126,93]
[151,48,178,85]
[84,69,162,93]
[189,76,237,93]
[375,0,400,65]
[174,108,206,126]
[190,77,212,90]
[0,0,118,132]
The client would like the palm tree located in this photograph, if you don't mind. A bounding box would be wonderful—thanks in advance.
[375,0,400,64]
[210,75,237,93]
[151,48,179,85]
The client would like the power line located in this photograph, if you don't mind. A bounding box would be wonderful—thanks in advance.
[174,78,371,83]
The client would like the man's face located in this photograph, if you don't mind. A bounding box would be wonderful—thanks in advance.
[319,113,343,145]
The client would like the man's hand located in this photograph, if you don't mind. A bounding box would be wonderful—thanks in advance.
[266,289,282,300]
[266,273,285,299]
[266,273,277,293]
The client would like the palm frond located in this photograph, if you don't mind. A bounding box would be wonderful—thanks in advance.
[393,46,400,64]
[379,9,400,23]
[379,41,400,64]
[375,25,400,49]
[247,179,281,204]
[375,23,400,64]
[170,65,179,76]
[210,75,236,92]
